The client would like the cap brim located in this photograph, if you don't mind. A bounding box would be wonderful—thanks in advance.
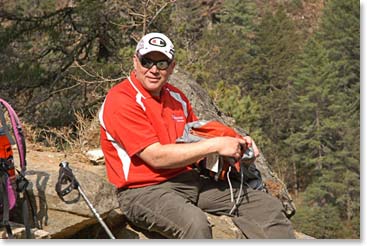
[138,49,173,60]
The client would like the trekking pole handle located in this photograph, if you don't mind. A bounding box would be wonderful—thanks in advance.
[60,161,71,170]
[55,161,80,203]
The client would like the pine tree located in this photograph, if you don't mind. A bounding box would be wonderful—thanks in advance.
[316,0,360,237]
[288,0,359,238]
[292,200,347,238]
[209,81,267,145]
[286,38,336,190]
[248,7,302,176]
[186,0,258,88]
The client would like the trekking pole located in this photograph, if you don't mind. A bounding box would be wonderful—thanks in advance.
[55,161,116,239]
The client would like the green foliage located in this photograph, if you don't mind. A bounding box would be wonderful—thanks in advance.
[217,0,258,32]
[292,202,348,238]
[286,0,360,238]
[251,7,302,94]
[292,168,360,238]
[209,81,268,147]
[167,1,204,48]
[246,7,302,179]
[196,24,253,86]
[285,38,336,187]
[177,0,258,88]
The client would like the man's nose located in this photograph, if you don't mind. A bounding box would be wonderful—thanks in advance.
[150,64,159,73]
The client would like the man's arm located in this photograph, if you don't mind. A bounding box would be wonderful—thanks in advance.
[138,136,257,169]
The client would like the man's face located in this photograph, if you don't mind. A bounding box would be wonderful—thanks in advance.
[133,51,175,97]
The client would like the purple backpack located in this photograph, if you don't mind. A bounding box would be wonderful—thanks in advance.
[0,98,29,238]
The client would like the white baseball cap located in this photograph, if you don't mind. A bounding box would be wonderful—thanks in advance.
[136,32,175,60]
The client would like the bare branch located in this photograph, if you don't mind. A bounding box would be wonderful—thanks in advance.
[147,2,168,29]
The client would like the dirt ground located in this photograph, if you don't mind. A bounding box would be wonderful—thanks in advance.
[17,142,107,178]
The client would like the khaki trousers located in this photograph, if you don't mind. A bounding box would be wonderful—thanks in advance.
[117,169,295,239]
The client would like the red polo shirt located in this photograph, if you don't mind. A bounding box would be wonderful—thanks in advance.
[99,71,197,188]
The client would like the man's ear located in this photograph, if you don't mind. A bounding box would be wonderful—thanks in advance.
[133,55,138,69]
[170,60,176,72]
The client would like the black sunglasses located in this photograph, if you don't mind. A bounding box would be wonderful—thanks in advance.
[137,55,171,70]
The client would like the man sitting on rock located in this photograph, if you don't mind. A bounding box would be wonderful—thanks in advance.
[99,32,295,239]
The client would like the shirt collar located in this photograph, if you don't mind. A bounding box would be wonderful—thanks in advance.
[129,70,168,100]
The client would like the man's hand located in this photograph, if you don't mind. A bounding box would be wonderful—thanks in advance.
[210,136,246,160]
[242,136,260,158]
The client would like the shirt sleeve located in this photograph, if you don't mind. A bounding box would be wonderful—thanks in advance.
[187,101,198,122]
[179,89,198,122]
[102,92,159,157]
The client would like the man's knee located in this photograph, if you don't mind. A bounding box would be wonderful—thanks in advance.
[179,209,212,239]
[258,195,295,238]
[262,194,289,219]
[234,191,295,238]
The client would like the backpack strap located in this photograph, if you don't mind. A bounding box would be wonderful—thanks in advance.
[21,192,31,238]
[0,99,27,175]
[0,171,14,239]
[0,170,35,238]
[0,109,15,146]
[16,170,39,238]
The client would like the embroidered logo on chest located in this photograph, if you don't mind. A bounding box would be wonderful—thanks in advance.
[172,115,185,123]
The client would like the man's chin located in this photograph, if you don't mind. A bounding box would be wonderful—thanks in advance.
[147,78,161,84]
[145,85,162,95]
